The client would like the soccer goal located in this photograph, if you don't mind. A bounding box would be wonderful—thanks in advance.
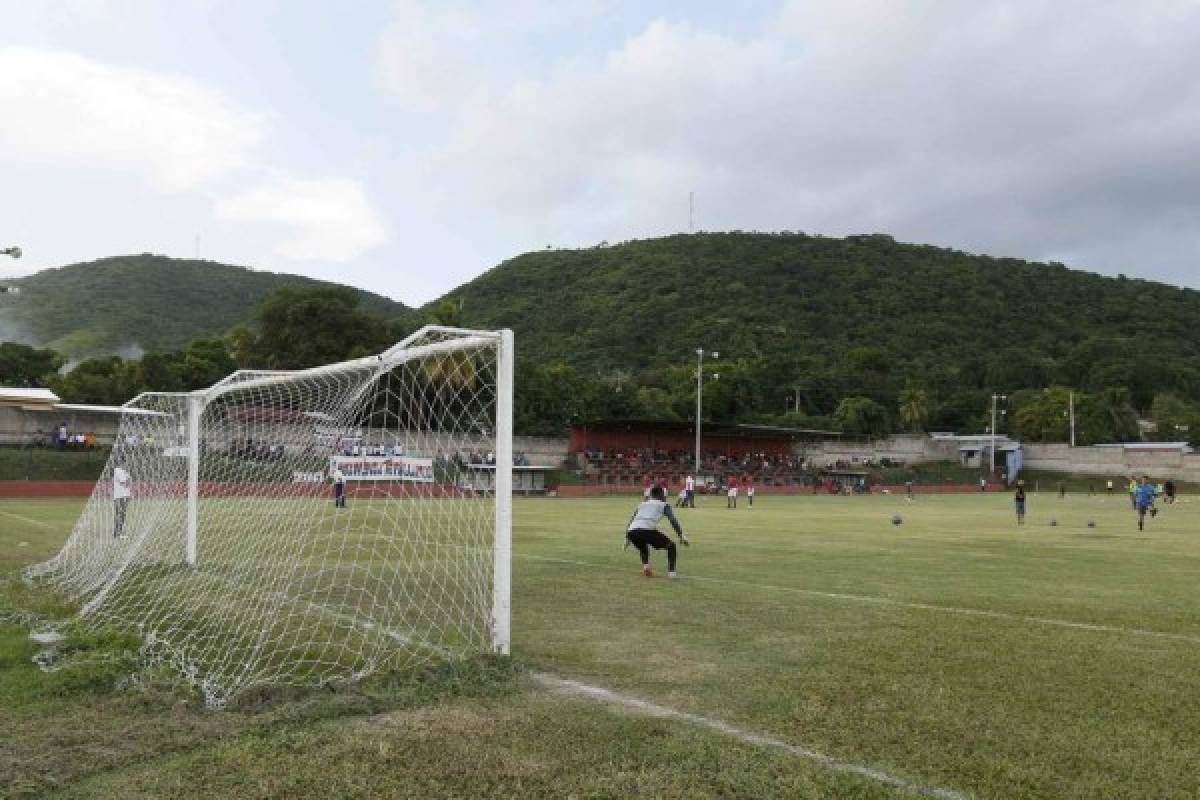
[26,326,513,708]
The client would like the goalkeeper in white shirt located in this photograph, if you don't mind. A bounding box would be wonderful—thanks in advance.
[625,486,689,578]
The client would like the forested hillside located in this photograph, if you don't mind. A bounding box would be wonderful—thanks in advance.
[4,234,1200,442]
[435,232,1200,437]
[0,255,408,358]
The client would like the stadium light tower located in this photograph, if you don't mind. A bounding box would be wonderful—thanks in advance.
[989,394,1007,477]
[694,348,720,476]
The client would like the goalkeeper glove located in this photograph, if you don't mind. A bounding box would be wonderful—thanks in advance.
[680,533,690,547]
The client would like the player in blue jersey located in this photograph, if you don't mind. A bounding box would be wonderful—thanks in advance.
[1135,475,1158,531]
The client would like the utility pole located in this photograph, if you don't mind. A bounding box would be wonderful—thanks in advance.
[990,393,1007,478]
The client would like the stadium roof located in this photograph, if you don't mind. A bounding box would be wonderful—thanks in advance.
[733,423,844,437]
[0,387,60,411]
[54,403,167,417]
[0,389,168,416]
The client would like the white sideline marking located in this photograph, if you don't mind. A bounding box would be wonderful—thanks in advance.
[0,509,54,529]
[517,554,1200,645]
[533,672,966,800]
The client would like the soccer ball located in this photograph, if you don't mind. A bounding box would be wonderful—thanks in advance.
[891,513,903,526]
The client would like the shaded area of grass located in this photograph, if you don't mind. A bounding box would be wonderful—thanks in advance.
[49,684,917,800]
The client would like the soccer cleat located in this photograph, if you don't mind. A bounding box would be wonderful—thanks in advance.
[668,571,677,579]
[642,564,654,578]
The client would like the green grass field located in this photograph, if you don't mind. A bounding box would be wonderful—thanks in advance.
[4,491,1200,798]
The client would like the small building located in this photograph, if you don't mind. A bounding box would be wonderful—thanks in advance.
[458,464,554,495]
[930,432,1022,477]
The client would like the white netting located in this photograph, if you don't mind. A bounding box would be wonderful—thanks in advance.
[26,326,512,708]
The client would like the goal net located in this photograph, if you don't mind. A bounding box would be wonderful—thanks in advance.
[26,326,513,708]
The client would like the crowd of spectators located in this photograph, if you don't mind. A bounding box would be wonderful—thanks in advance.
[231,438,285,461]
[581,447,807,474]
[444,450,531,467]
[33,423,99,449]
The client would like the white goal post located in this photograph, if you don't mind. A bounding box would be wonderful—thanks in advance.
[26,326,514,708]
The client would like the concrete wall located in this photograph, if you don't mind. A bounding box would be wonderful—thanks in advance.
[794,434,959,466]
[1023,443,1200,481]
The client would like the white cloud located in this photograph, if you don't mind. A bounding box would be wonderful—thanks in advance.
[376,0,481,108]
[421,0,1200,286]
[0,45,389,276]
[215,176,388,262]
[0,47,267,191]
[375,0,612,109]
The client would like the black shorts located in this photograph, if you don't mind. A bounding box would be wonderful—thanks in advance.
[626,528,673,550]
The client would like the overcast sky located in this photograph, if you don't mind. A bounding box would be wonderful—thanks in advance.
[2,0,1198,306]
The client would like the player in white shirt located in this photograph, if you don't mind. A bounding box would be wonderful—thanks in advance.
[684,474,696,507]
[332,466,347,508]
[625,487,689,578]
[112,461,131,538]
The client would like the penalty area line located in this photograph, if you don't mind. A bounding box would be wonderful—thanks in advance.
[516,553,1200,646]
[532,672,966,800]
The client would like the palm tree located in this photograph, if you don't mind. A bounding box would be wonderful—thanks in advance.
[898,387,931,432]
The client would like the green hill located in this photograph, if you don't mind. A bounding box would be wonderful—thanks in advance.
[433,232,1200,429]
[0,255,408,358]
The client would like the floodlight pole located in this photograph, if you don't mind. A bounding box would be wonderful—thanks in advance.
[694,349,719,478]
[990,393,1006,479]
[1069,391,1076,447]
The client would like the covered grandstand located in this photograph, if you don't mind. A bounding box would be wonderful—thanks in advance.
[569,419,850,490]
